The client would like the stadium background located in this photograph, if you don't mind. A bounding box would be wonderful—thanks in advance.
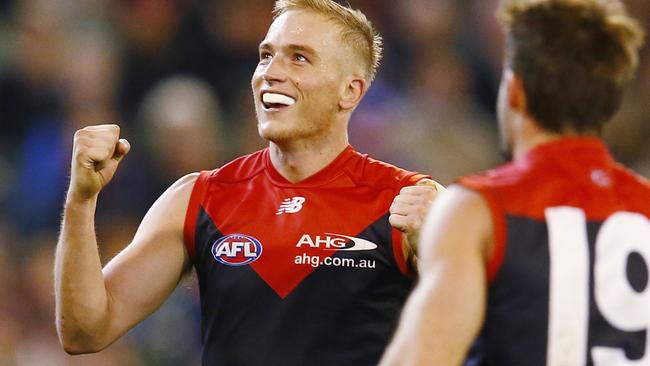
[0,0,648,364]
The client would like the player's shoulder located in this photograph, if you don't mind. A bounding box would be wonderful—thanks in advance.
[612,162,650,215]
[344,150,429,190]
[203,149,267,184]
[457,160,528,193]
[614,162,650,192]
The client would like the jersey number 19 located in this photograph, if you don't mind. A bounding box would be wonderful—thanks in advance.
[545,207,650,366]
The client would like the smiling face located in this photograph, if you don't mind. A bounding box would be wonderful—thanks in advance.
[252,9,361,144]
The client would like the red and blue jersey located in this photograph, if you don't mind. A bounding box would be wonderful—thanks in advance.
[459,138,650,366]
[184,146,427,365]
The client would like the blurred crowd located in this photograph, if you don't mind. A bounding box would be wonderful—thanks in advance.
[0,0,648,365]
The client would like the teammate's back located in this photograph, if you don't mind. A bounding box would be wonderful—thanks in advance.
[460,137,650,365]
[380,1,649,365]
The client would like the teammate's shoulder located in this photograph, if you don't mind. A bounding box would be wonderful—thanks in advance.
[614,162,650,190]
[345,150,429,190]
[613,163,650,213]
[172,172,200,188]
[203,149,267,183]
[457,161,527,192]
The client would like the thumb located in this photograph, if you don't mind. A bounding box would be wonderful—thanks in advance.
[112,138,131,162]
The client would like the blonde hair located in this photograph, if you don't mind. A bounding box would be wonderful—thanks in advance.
[497,0,645,132]
[274,0,383,83]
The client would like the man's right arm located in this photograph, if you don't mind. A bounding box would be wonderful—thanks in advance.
[54,124,197,354]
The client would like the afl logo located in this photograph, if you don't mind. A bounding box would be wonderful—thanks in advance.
[212,234,263,266]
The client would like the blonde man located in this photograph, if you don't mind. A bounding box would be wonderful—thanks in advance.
[55,0,442,364]
[381,0,647,365]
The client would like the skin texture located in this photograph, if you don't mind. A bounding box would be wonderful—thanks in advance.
[251,10,365,182]
[390,179,446,265]
[379,68,568,365]
[54,124,194,353]
[54,10,441,355]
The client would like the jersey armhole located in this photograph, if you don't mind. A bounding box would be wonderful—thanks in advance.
[392,228,410,276]
[459,179,507,283]
[183,170,211,264]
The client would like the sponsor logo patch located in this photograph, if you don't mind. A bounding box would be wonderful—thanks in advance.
[212,234,263,266]
[296,233,378,251]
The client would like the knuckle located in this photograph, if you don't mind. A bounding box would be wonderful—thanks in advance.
[420,196,433,208]
[418,205,429,217]
[418,186,434,196]
[407,217,419,230]
[74,129,89,141]
[74,146,87,157]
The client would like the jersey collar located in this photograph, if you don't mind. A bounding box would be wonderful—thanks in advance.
[523,137,614,167]
[263,145,357,187]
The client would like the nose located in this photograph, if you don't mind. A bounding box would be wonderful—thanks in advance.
[261,56,287,83]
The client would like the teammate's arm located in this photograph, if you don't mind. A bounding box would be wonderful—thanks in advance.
[54,124,196,354]
[389,178,445,266]
[380,185,492,365]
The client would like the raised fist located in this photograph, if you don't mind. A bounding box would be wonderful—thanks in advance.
[389,179,446,256]
[68,124,130,201]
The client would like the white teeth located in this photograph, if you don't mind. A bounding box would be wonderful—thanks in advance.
[262,93,295,106]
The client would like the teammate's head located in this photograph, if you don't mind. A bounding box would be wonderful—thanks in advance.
[496,0,644,157]
[252,0,382,145]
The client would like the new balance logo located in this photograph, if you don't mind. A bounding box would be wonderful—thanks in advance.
[276,196,306,215]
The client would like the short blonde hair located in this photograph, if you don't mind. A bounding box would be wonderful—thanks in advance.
[274,0,383,83]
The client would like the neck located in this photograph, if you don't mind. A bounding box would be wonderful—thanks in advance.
[268,131,349,183]
[513,116,591,160]
[513,131,562,160]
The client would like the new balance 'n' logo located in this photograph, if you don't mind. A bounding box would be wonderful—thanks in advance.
[276,197,306,215]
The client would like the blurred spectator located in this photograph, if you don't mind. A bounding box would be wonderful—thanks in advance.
[173,0,273,124]
[115,0,190,120]
[0,0,69,158]
[352,45,501,184]
[5,22,122,235]
[138,75,227,189]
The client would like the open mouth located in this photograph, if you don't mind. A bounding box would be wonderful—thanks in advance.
[262,92,296,110]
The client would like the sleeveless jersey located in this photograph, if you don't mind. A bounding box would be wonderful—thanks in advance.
[183,146,427,365]
[458,138,650,366]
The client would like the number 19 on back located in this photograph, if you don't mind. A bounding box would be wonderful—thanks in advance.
[546,207,650,366]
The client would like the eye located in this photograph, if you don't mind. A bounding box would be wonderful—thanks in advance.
[259,52,273,63]
[294,54,308,63]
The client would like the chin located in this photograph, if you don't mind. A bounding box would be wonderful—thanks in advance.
[257,122,294,143]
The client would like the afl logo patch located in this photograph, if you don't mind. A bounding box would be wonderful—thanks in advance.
[212,234,263,266]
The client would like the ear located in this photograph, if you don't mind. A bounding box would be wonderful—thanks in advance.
[506,71,527,114]
[339,77,366,111]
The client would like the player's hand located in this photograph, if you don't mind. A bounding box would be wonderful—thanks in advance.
[68,124,130,201]
[389,179,446,260]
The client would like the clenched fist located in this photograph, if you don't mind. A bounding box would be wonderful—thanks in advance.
[390,179,446,261]
[68,124,130,201]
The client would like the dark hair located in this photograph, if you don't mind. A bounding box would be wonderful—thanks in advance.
[499,0,644,133]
